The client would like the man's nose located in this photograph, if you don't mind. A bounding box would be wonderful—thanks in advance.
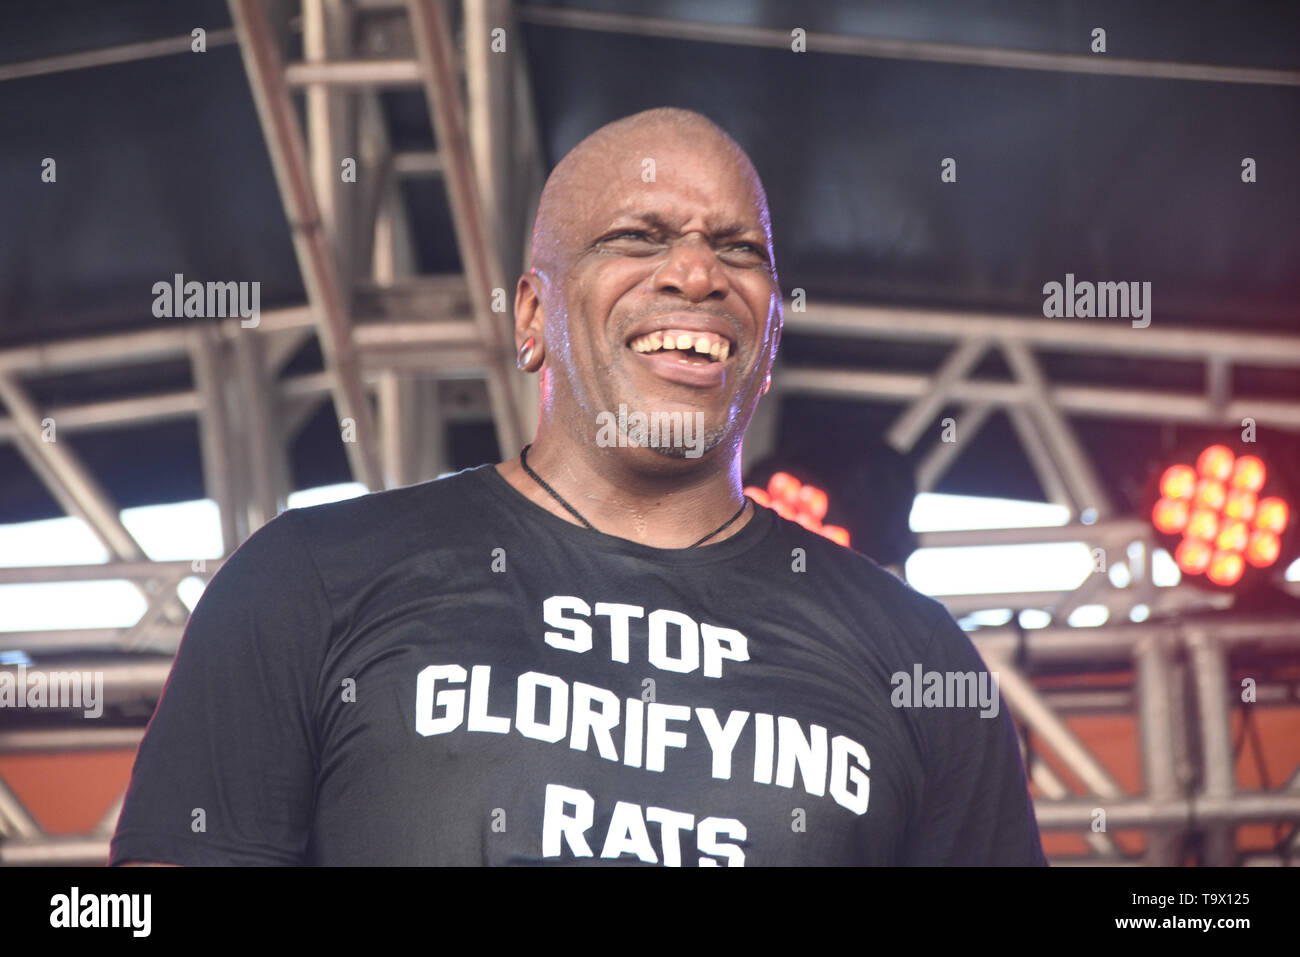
[652,233,727,302]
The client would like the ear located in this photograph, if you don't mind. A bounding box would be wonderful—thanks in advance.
[768,311,783,368]
[514,274,546,371]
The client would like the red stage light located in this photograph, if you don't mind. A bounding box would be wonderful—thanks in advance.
[1223,489,1257,521]
[1207,550,1245,586]
[1196,445,1235,482]
[1230,455,1266,492]
[1215,520,1248,553]
[822,526,851,547]
[1194,478,1226,511]
[1245,530,1280,567]
[1151,497,1190,534]
[1186,508,1219,542]
[1175,538,1212,575]
[769,472,801,506]
[1255,497,1289,534]
[1150,442,1293,590]
[798,485,829,521]
[746,474,850,547]
[1159,464,1197,500]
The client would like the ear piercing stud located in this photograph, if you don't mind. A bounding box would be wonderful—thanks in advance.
[517,337,536,370]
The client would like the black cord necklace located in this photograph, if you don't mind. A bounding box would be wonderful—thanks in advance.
[519,443,750,548]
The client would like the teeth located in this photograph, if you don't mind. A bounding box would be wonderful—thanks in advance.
[628,330,732,360]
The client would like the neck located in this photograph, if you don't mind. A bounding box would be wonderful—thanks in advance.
[497,429,752,548]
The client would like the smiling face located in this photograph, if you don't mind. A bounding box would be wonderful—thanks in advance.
[519,112,783,466]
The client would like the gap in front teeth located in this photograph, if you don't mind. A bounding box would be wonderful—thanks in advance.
[630,331,729,360]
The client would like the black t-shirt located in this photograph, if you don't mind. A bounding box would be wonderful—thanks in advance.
[110,464,1046,866]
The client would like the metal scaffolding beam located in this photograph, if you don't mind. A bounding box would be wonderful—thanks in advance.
[789,303,1300,365]
[0,375,191,630]
[517,4,1300,87]
[0,28,240,83]
[1002,339,1114,517]
[407,0,523,456]
[228,0,385,490]
[285,58,423,87]
[3,3,1298,870]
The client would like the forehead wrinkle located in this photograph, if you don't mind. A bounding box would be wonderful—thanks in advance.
[606,210,767,241]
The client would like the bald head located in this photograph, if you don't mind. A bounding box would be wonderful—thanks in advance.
[510,106,784,474]
[529,108,773,281]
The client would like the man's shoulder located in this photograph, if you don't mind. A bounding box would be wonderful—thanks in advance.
[284,464,492,540]
[758,506,952,640]
[225,466,496,586]
[291,462,491,520]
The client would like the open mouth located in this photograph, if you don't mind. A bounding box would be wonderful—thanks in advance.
[627,329,732,365]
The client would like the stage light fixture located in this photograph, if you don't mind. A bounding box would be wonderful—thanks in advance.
[744,471,850,546]
[1148,442,1294,591]
[743,436,918,565]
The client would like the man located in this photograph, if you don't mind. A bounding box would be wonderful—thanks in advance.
[111,107,1046,866]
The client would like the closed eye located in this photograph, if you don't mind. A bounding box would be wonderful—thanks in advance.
[599,231,769,265]
[723,242,770,265]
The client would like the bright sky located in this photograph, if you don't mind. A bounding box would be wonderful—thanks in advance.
[0,487,1296,635]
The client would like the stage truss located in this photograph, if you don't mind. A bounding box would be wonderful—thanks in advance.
[1,0,1299,866]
